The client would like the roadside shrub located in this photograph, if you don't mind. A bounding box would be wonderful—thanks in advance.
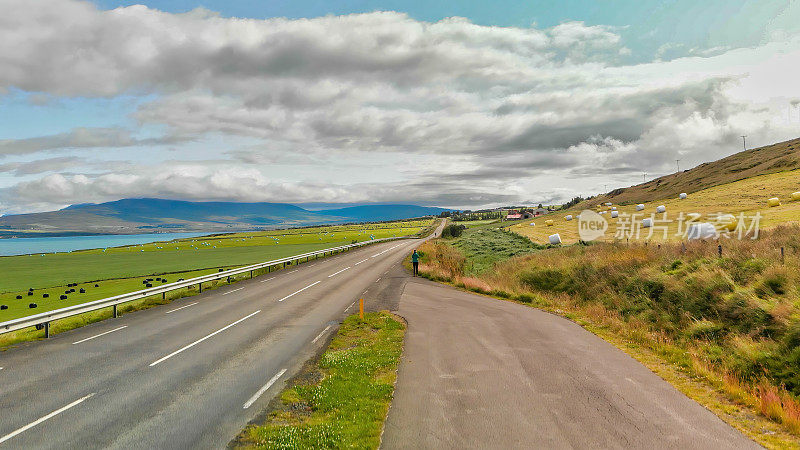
[490,289,511,299]
[441,224,466,239]
[515,293,535,303]
[686,319,725,341]
[727,258,768,284]
[719,292,775,337]
[519,267,574,293]
[755,268,790,298]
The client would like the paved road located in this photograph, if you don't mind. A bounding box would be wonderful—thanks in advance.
[0,235,428,449]
[382,278,760,449]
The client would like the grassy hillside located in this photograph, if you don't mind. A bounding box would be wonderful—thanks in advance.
[592,137,800,206]
[0,220,432,323]
[513,168,800,245]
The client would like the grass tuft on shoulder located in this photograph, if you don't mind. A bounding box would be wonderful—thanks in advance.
[236,311,406,449]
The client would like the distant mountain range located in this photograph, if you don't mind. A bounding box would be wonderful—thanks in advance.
[0,198,447,237]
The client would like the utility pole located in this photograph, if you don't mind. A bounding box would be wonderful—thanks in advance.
[643,172,646,183]
[741,135,747,151]
[676,159,681,172]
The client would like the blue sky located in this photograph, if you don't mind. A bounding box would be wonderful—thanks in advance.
[1,0,799,213]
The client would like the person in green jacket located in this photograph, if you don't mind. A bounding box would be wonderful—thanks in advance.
[411,250,420,276]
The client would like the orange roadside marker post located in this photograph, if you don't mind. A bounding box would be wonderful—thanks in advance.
[359,298,364,319]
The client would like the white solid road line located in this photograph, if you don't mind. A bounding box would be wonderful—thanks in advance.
[354,258,369,265]
[371,244,402,258]
[312,325,332,343]
[327,267,351,278]
[222,287,244,295]
[72,326,128,345]
[165,302,199,314]
[278,281,320,302]
[149,311,261,367]
[243,369,287,409]
[0,393,95,444]
[375,278,381,283]
[345,301,356,312]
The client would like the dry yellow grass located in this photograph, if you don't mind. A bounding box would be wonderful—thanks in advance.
[513,168,800,245]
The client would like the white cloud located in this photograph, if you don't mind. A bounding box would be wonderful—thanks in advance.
[0,0,799,212]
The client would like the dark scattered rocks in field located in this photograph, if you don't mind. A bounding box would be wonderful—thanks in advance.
[94,284,99,287]
[146,283,153,287]
[43,293,49,298]
[29,303,37,308]
[0,305,7,310]
[79,288,86,293]
[16,295,22,299]
[27,291,33,296]
[60,295,67,300]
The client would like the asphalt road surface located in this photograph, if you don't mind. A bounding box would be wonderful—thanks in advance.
[381,278,760,449]
[0,236,427,449]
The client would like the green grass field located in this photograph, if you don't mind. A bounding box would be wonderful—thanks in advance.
[0,220,433,323]
[238,312,405,449]
[449,227,542,275]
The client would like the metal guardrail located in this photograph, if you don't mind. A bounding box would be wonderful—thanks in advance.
[0,236,410,336]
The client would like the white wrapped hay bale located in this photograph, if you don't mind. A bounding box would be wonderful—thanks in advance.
[687,222,718,240]
[564,215,573,221]
[768,197,781,207]
[642,218,653,228]
[548,233,562,245]
[611,211,619,218]
[604,202,612,206]
[656,205,666,213]
[792,192,800,201]
[611,206,617,211]
[636,204,645,211]
[679,193,687,199]
[545,219,554,226]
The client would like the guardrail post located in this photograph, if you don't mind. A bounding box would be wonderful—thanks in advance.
[113,304,118,318]
[162,292,166,300]
[44,321,50,338]
[199,282,203,293]
[250,269,253,278]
